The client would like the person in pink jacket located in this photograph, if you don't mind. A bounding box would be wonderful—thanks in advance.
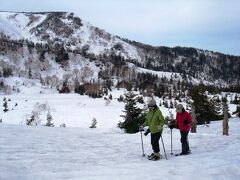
[169,104,192,155]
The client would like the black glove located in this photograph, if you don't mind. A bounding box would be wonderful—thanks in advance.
[168,120,175,129]
[144,129,150,136]
[169,124,174,129]
[183,119,188,125]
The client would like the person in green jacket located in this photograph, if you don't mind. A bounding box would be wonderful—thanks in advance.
[140,99,164,161]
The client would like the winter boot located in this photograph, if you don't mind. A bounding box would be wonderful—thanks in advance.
[148,153,155,160]
[150,152,160,161]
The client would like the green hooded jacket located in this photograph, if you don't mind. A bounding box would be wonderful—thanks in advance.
[143,107,164,134]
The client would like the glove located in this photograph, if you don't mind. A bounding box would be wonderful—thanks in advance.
[139,125,144,131]
[168,120,175,129]
[183,119,188,125]
[144,129,150,136]
[169,124,174,129]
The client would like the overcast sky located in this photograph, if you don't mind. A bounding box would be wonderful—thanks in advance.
[1,0,240,55]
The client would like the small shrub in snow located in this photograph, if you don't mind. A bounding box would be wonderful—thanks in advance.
[117,95,124,102]
[26,115,36,126]
[26,102,50,126]
[60,123,66,127]
[45,111,54,127]
[3,97,8,113]
[89,118,97,128]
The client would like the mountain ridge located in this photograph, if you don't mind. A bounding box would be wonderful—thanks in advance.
[0,11,240,94]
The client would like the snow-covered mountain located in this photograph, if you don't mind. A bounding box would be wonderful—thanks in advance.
[0,11,240,93]
[0,11,140,59]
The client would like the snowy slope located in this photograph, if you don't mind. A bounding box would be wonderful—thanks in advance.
[0,80,239,179]
[0,118,240,180]
[1,11,239,87]
[0,11,141,60]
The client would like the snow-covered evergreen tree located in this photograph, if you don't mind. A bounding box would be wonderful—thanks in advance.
[89,118,97,128]
[46,111,54,127]
[118,91,145,133]
[3,97,8,113]
[26,115,35,126]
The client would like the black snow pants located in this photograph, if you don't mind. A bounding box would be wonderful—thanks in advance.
[180,131,190,154]
[151,132,162,153]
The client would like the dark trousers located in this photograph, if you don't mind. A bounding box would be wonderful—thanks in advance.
[151,132,161,153]
[180,131,190,153]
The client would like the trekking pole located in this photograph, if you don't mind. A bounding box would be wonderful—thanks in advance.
[140,130,145,157]
[161,136,168,160]
[170,129,173,155]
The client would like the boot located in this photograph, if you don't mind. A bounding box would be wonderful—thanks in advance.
[148,153,154,160]
[151,152,160,161]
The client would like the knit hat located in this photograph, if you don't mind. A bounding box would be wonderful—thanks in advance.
[176,104,184,112]
[148,99,156,107]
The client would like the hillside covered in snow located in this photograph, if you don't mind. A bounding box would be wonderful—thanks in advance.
[0,11,240,95]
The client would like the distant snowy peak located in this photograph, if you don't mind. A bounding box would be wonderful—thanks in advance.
[1,11,240,85]
[0,11,140,60]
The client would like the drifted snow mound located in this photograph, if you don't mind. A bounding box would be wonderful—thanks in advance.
[0,118,240,180]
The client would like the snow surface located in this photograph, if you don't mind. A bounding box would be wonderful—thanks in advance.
[1,118,240,180]
[0,85,240,180]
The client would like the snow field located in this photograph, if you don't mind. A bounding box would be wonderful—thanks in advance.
[0,82,240,180]
[0,119,240,180]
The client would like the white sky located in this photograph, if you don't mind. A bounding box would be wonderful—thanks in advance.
[1,0,240,55]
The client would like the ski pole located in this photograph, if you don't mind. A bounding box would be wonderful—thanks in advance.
[171,129,173,155]
[161,136,168,160]
[140,130,145,157]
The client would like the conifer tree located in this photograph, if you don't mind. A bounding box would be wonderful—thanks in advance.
[3,97,8,113]
[118,92,145,133]
[46,111,54,127]
[26,115,35,126]
[189,85,220,124]
[89,118,97,128]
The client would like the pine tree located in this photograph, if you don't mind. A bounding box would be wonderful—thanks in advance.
[46,111,54,127]
[89,118,97,128]
[3,97,8,113]
[26,115,35,126]
[118,92,145,133]
[189,85,220,124]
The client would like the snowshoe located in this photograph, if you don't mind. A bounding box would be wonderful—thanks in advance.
[148,153,161,161]
[175,151,191,156]
[151,155,160,161]
[147,153,154,160]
